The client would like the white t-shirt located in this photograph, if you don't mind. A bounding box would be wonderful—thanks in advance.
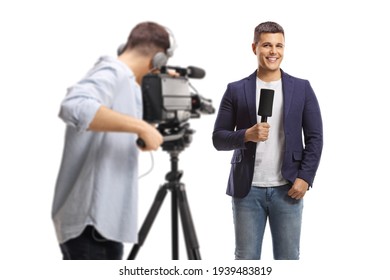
[252,78,288,187]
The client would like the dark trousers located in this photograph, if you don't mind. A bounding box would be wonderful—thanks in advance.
[59,226,124,260]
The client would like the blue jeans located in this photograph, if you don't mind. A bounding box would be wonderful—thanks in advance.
[59,226,124,260]
[232,185,303,260]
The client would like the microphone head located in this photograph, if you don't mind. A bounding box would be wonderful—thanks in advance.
[187,66,206,79]
[258,88,275,117]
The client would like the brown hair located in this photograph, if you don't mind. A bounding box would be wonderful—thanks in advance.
[253,21,284,43]
[125,21,170,56]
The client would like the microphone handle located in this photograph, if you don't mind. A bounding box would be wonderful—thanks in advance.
[261,116,268,123]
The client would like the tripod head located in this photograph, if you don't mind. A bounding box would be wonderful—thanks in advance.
[158,121,195,153]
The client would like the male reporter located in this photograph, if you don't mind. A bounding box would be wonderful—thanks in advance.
[212,21,323,260]
[51,22,171,260]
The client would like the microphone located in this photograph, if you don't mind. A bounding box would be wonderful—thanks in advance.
[186,66,206,79]
[258,89,275,122]
[161,65,206,79]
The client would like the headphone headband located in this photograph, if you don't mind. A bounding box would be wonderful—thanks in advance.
[164,26,177,58]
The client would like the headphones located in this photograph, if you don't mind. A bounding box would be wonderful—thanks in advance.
[117,26,177,69]
[152,26,176,69]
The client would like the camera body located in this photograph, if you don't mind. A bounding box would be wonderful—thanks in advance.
[141,71,214,125]
[141,73,193,124]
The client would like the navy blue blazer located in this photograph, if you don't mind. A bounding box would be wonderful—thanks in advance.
[212,70,323,198]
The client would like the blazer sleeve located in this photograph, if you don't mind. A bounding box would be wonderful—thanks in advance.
[212,84,247,151]
[298,81,323,186]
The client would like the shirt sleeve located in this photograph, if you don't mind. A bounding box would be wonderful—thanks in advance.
[59,64,119,132]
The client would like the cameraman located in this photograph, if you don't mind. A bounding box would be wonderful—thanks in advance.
[51,22,171,260]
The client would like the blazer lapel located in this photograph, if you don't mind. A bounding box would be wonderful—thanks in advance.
[281,70,294,123]
[244,70,258,126]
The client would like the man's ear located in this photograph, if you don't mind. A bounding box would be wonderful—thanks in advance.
[252,43,257,55]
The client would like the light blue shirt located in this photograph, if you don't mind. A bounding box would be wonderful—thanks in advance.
[52,56,142,244]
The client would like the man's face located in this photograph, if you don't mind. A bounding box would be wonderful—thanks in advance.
[252,32,285,73]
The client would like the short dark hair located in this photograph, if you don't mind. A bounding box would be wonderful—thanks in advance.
[253,21,284,43]
[126,21,170,55]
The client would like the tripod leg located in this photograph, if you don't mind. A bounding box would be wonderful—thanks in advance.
[171,185,179,260]
[177,183,201,260]
[127,184,168,260]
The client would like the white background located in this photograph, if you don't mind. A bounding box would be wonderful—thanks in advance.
[1,0,389,278]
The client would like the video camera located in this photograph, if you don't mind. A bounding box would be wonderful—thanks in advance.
[141,65,214,123]
[140,65,215,151]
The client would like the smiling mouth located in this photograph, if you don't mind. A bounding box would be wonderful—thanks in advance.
[267,57,278,62]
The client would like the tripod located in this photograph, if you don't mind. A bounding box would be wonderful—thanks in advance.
[128,149,201,260]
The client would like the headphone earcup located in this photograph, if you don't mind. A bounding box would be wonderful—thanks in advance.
[152,52,169,68]
[117,43,126,56]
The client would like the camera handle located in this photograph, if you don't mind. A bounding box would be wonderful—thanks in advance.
[136,128,186,148]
